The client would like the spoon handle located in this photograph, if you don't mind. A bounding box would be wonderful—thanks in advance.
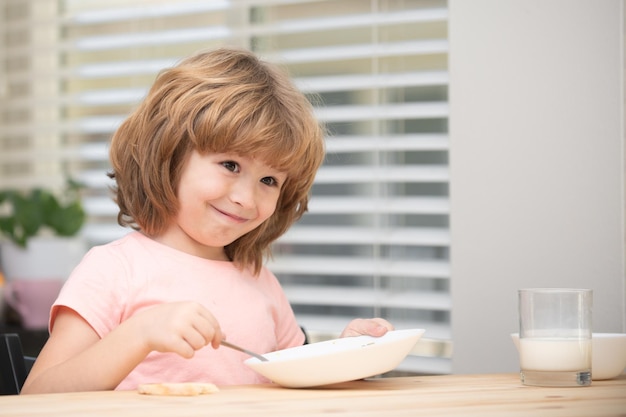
[220,340,269,362]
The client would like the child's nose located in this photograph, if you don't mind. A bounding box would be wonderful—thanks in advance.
[230,180,257,208]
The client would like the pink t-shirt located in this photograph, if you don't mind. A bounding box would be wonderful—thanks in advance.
[51,231,304,390]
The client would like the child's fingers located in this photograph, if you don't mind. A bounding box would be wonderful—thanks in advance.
[340,318,394,338]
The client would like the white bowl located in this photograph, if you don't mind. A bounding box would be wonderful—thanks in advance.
[591,333,626,380]
[245,328,425,388]
[511,332,626,380]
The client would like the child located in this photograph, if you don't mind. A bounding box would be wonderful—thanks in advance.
[21,47,393,394]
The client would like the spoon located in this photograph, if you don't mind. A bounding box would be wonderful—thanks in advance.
[220,340,269,362]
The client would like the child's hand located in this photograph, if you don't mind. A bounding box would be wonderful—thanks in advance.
[132,301,223,359]
[339,318,394,338]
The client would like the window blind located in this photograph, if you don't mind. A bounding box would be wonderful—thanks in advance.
[0,0,451,375]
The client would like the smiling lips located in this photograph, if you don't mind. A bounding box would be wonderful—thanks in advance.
[213,206,248,223]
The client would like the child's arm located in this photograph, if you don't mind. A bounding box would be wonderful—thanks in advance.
[21,302,223,394]
[340,318,394,338]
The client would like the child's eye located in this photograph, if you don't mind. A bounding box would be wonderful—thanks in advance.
[221,161,239,172]
[261,176,278,187]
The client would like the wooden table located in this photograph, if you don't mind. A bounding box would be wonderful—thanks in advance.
[1,373,624,417]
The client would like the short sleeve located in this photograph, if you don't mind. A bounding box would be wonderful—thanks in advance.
[50,246,130,337]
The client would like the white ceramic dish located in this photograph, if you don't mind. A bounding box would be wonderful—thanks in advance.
[511,332,626,380]
[589,333,626,380]
[245,328,425,388]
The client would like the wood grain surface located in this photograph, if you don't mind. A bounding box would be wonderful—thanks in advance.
[1,373,624,417]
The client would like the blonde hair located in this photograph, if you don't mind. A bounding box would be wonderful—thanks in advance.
[108,47,325,274]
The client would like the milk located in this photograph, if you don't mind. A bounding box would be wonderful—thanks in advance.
[520,338,591,371]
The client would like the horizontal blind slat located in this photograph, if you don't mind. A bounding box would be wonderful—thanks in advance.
[283,285,451,311]
[64,1,231,25]
[296,71,448,93]
[279,226,450,246]
[314,165,449,183]
[308,197,449,215]
[267,256,450,278]
[2,69,446,106]
[316,102,449,122]
[1,102,448,136]
[326,135,449,153]
[272,39,448,64]
[249,8,447,35]
[71,27,231,50]
[400,356,451,375]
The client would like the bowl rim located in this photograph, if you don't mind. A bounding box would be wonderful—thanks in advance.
[510,332,626,338]
[591,333,626,338]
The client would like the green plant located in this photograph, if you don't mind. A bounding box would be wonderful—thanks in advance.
[0,179,86,248]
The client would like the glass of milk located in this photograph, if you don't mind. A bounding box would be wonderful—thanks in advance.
[518,288,592,387]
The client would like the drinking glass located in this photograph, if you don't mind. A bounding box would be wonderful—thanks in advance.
[518,288,592,387]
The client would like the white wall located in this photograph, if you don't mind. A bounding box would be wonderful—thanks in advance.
[449,0,625,374]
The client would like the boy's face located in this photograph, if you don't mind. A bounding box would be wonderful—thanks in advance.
[157,150,286,260]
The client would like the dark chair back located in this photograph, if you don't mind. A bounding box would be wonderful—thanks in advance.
[0,333,35,395]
